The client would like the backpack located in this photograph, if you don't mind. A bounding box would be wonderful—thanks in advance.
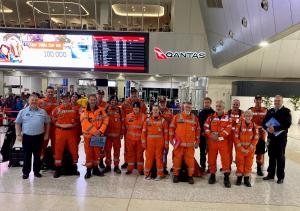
[61,149,75,176]
[41,146,55,170]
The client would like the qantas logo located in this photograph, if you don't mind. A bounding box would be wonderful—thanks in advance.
[154,48,168,60]
[154,47,206,60]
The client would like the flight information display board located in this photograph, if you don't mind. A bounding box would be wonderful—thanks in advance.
[93,35,146,71]
[0,29,149,73]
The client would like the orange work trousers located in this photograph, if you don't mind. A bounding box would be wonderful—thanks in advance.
[228,133,234,166]
[54,128,78,167]
[105,137,121,167]
[208,140,230,174]
[127,139,144,172]
[145,140,164,177]
[236,150,255,176]
[84,136,101,168]
[173,146,195,177]
[41,124,56,158]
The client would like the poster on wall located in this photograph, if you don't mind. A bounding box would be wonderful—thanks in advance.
[0,33,94,68]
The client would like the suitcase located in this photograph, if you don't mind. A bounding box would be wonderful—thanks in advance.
[8,147,24,167]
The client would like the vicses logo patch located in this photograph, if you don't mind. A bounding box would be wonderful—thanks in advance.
[154,47,206,60]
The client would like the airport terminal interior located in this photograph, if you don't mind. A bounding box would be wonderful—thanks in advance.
[0,0,300,210]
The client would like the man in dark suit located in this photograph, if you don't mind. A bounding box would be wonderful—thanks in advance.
[263,95,292,184]
[198,97,215,171]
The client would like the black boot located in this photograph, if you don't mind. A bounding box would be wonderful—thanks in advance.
[92,167,104,176]
[236,176,243,186]
[188,176,194,184]
[99,159,105,169]
[85,168,92,179]
[103,166,111,173]
[114,166,121,174]
[121,162,128,169]
[53,167,62,178]
[173,176,179,183]
[244,176,252,187]
[224,173,231,188]
[208,174,216,184]
[72,164,80,176]
[257,164,264,176]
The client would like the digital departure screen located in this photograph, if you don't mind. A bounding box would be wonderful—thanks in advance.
[93,35,147,72]
[0,29,149,73]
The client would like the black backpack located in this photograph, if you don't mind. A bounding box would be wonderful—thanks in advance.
[41,146,55,170]
[61,149,75,176]
[8,147,24,167]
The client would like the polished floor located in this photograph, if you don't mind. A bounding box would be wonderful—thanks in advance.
[0,126,300,211]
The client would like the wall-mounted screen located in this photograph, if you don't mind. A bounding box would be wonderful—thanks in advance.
[0,32,94,68]
[0,28,149,73]
[93,35,147,72]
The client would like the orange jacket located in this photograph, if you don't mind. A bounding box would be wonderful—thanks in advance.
[227,109,244,133]
[52,103,80,127]
[141,115,169,147]
[160,107,173,125]
[249,107,267,128]
[249,106,268,139]
[105,105,124,138]
[80,106,109,138]
[98,100,108,110]
[204,112,232,141]
[169,112,200,146]
[234,119,259,152]
[38,97,58,116]
[121,98,147,118]
[125,112,146,141]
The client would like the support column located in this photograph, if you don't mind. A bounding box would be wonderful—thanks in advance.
[117,80,125,99]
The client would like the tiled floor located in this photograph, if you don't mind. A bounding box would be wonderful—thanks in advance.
[0,125,299,211]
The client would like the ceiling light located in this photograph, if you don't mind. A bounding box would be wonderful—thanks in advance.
[49,70,52,73]
[0,5,13,13]
[26,1,89,16]
[90,69,94,72]
[120,73,123,76]
[112,4,164,17]
[259,41,269,47]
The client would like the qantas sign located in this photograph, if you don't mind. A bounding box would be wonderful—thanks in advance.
[154,47,206,60]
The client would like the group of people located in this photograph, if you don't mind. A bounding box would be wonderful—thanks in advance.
[14,86,292,188]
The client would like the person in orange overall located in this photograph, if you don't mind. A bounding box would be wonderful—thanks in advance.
[80,94,109,179]
[103,95,123,174]
[158,96,173,175]
[169,101,200,184]
[71,94,82,162]
[142,105,169,181]
[249,95,268,176]
[121,88,147,169]
[38,86,59,160]
[234,110,259,187]
[52,94,80,178]
[96,90,108,169]
[124,101,146,175]
[204,100,232,188]
[227,99,244,168]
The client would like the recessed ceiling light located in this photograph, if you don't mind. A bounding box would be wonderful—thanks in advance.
[91,69,94,72]
[155,74,160,77]
[68,9,72,12]
[259,41,269,47]
[120,73,123,76]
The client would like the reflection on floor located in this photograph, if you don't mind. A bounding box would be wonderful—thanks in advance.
[0,125,299,211]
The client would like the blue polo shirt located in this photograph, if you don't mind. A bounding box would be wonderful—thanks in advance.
[15,106,50,136]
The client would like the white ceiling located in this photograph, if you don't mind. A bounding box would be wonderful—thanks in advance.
[207,29,300,78]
